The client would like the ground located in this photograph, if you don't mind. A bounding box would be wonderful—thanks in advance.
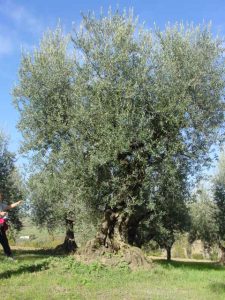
[1,247,225,300]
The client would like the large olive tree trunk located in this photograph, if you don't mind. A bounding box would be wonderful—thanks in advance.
[95,208,126,251]
[83,208,151,268]
[94,207,146,250]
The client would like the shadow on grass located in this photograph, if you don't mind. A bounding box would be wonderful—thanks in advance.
[153,259,225,271]
[12,248,63,256]
[1,247,60,254]
[1,248,67,263]
[0,260,50,279]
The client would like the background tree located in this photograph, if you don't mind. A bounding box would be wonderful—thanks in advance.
[13,10,225,255]
[138,161,190,260]
[189,156,225,265]
[0,130,23,232]
[213,154,225,263]
[189,187,219,255]
[27,157,96,252]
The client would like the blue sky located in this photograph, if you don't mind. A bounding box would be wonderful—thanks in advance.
[0,0,225,168]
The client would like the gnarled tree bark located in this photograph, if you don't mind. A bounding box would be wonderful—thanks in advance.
[166,246,172,261]
[61,218,78,253]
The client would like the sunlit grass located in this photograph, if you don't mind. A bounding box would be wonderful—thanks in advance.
[1,249,225,299]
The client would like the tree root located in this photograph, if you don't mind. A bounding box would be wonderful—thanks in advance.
[77,239,152,270]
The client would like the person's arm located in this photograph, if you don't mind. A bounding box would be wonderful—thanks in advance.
[4,200,23,211]
[0,211,7,217]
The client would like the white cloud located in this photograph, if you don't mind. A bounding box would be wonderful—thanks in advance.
[0,0,43,34]
[0,0,45,57]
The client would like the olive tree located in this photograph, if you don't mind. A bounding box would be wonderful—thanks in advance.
[13,10,225,254]
[213,154,225,263]
[138,161,190,260]
[189,187,219,254]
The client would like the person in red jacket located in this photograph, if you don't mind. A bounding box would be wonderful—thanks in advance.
[0,191,23,259]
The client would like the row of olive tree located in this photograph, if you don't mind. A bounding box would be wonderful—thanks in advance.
[13,10,225,256]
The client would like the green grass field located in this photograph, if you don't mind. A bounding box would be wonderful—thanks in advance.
[1,248,225,300]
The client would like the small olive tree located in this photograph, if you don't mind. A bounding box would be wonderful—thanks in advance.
[189,188,219,255]
[213,154,225,263]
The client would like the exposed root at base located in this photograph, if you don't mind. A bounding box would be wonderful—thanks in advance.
[76,240,152,270]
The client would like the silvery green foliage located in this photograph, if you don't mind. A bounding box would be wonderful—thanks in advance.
[14,26,74,153]
[13,11,225,241]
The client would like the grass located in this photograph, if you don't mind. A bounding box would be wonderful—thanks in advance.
[1,248,225,300]
[10,218,65,249]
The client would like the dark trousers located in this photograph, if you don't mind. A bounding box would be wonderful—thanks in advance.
[0,227,12,256]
